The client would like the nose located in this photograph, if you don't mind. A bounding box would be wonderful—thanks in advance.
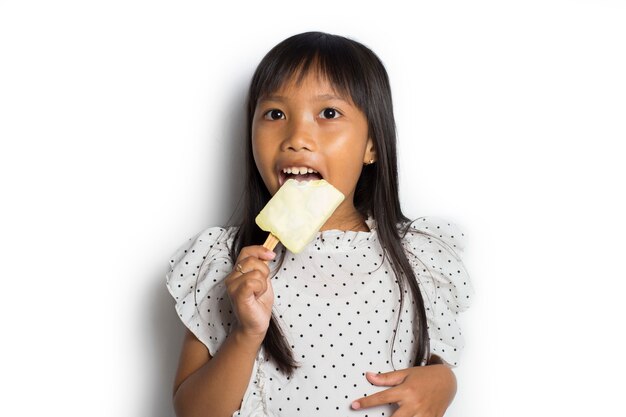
[280,116,316,152]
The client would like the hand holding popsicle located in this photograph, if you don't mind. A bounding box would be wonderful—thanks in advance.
[225,245,276,339]
[226,179,344,338]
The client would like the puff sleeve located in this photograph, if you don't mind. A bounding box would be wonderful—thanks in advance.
[165,226,238,356]
[402,217,475,367]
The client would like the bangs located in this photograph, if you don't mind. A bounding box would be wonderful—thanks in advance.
[249,33,370,112]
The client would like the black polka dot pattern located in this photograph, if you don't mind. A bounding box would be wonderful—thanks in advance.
[165,216,474,416]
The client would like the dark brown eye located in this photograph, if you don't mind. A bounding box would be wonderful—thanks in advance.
[264,109,284,120]
[320,108,340,119]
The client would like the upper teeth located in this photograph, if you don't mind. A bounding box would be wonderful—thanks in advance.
[283,167,318,175]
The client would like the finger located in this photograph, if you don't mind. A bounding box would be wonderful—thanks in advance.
[351,386,401,410]
[236,256,271,277]
[226,255,273,300]
[365,369,409,387]
[237,245,276,264]
[230,269,268,299]
[228,252,273,289]
[228,246,275,280]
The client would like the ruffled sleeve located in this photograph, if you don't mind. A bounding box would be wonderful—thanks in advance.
[165,226,238,356]
[402,217,475,367]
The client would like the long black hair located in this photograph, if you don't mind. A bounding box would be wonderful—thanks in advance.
[231,31,430,375]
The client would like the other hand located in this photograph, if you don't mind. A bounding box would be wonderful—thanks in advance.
[351,364,457,417]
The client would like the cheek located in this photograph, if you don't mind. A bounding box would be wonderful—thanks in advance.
[324,130,368,163]
[251,128,266,165]
[251,118,265,164]
[251,141,260,170]
[251,145,270,184]
[324,131,368,194]
[326,151,365,194]
[251,135,278,193]
[333,167,364,201]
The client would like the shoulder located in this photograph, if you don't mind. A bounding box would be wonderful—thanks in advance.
[400,216,474,367]
[167,225,238,268]
[400,216,467,258]
[165,225,239,355]
[166,224,239,294]
[400,216,473,316]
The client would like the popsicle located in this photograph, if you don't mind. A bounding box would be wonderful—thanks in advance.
[255,179,345,253]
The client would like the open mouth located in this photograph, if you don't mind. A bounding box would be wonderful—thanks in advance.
[279,167,323,185]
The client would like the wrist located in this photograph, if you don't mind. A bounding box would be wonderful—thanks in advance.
[231,328,265,353]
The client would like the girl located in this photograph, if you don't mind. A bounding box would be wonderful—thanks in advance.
[166,31,474,417]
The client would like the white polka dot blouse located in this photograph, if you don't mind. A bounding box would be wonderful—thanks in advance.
[166,216,474,417]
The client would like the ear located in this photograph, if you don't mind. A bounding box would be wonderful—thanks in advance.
[363,137,377,164]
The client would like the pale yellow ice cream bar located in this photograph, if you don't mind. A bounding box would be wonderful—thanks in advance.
[255,179,345,253]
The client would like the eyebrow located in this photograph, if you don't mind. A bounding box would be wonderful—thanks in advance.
[259,94,349,103]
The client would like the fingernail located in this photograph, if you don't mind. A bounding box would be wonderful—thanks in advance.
[351,401,360,410]
[265,251,276,259]
[366,371,377,379]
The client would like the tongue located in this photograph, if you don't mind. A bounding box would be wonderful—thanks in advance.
[291,173,322,182]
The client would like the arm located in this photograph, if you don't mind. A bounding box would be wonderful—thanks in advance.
[172,245,276,417]
[172,329,263,417]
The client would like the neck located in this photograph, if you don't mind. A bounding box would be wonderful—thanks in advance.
[320,203,368,232]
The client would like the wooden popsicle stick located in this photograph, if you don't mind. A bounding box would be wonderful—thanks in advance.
[262,233,280,251]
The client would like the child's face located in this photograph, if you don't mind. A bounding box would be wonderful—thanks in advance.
[251,70,375,223]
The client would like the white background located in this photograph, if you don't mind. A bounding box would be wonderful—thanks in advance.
[1,0,625,416]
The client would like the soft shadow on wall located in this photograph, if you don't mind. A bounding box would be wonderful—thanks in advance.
[147,83,248,417]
